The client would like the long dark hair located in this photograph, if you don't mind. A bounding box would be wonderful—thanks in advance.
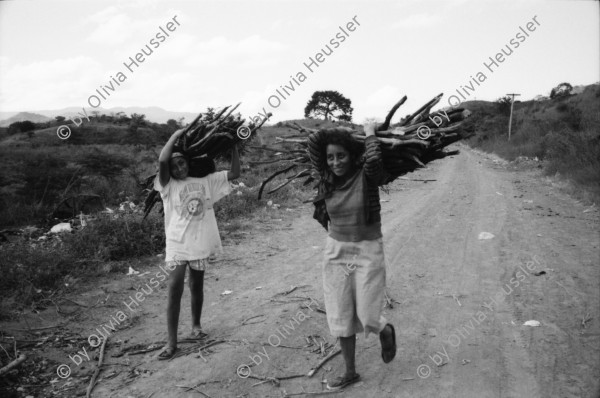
[318,128,365,193]
[321,129,365,167]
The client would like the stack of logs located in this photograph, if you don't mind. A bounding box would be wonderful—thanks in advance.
[256,93,474,198]
[142,103,271,218]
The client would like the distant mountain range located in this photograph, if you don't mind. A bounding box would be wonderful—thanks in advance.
[0,106,199,127]
[0,84,594,128]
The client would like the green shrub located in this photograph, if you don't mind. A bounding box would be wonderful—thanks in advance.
[544,128,600,187]
[61,212,165,262]
[0,240,77,302]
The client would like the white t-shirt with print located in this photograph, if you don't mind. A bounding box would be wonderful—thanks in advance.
[154,170,231,262]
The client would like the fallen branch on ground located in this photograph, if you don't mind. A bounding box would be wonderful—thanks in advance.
[306,348,341,377]
[86,336,108,398]
[241,314,267,326]
[0,354,26,376]
[169,339,225,361]
[283,390,344,397]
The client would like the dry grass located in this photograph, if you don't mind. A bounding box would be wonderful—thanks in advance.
[465,84,600,203]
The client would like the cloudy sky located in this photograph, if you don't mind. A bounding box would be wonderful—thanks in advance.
[0,0,598,123]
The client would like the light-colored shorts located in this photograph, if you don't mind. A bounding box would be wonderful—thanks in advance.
[322,236,387,338]
[165,258,209,271]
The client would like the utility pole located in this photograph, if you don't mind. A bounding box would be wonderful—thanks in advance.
[506,93,520,141]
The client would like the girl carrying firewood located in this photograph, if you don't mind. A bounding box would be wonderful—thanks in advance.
[154,128,240,360]
[307,123,396,390]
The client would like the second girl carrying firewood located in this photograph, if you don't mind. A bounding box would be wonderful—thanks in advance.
[307,123,396,390]
[154,128,240,360]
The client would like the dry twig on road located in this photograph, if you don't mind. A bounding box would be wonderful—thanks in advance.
[86,336,108,398]
[306,347,342,377]
[0,354,26,376]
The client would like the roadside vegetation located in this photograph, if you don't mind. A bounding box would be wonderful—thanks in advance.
[465,83,600,200]
[1,83,598,310]
[0,115,328,313]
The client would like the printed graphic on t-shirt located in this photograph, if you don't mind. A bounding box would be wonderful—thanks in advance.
[178,182,208,220]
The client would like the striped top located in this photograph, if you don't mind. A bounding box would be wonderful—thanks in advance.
[307,131,386,241]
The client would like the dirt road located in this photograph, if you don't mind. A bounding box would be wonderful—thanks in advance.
[32,144,599,397]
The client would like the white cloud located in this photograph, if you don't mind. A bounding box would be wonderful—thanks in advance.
[365,85,404,108]
[86,13,136,45]
[83,6,184,46]
[0,56,103,111]
[391,13,442,29]
[170,34,287,68]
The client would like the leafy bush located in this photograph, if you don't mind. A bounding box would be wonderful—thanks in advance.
[544,128,600,187]
[0,240,77,302]
[550,82,573,99]
[0,211,165,305]
[0,145,155,226]
[7,120,36,135]
[61,211,165,262]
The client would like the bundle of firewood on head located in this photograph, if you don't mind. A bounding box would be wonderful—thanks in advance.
[256,93,474,199]
[142,103,272,218]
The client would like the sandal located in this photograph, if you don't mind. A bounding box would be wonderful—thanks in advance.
[158,346,178,361]
[380,323,397,363]
[188,329,208,340]
[326,373,360,390]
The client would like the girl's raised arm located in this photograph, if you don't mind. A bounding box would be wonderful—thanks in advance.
[158,129,185,187]
[227,144,240,181]
[307,129,328,174]
[363,123,386,185]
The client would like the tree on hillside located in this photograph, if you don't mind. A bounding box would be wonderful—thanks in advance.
[166,119,180,130]
[203,107,216,122]
[550,82,573,99]
[116,112,131,125]
[130,113,146,126]
[7,120,36,135]
[496,96,513,116]
[304,90,353,121]
[55,116,66,123]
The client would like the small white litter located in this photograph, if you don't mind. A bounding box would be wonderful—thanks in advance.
[478,232,495,240]
[267,200,273,206]
[523,320,541,327]
[255,286,262,290]
[50,223,72,234]
[236,191,243,196]
[238,182,246,188]
[221,290,233,295]
[127,266,140,276]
